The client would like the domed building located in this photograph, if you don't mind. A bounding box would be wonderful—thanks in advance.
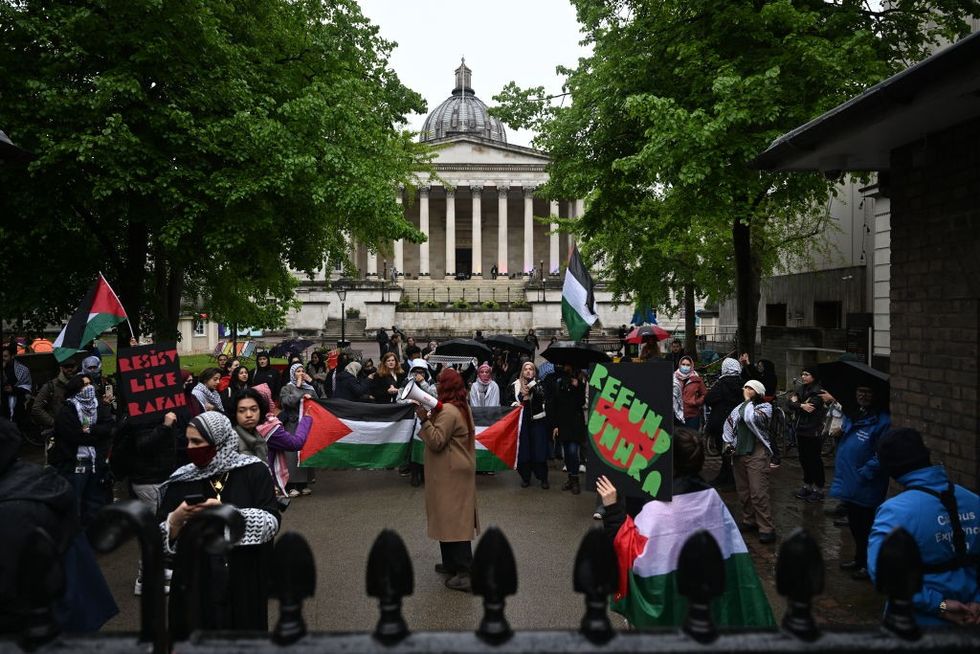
[283,60,635,340]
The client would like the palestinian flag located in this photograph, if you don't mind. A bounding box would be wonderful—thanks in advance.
[411,405,522,472]
[53,273,128,363]
[610,487,776,628]
[561,244,598,340]
[299,399,416,469]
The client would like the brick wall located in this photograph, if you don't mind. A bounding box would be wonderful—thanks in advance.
[889,116,980,487]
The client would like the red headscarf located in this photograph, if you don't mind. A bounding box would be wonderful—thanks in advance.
[436,368,475,436]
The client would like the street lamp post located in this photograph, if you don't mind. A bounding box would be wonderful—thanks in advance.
[334,280,349,350]
[539,259,545,302]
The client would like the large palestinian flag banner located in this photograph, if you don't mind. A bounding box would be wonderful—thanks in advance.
[611,487,775,628]
[298,399,416,469]
[299,400,521,471]
[411,405,522,472]
[53,273,128,362]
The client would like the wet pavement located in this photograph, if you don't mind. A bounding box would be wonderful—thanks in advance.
[95,447,884,633]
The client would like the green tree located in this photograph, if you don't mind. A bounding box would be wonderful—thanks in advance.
[0,0,429,346]
[494,0,978,357]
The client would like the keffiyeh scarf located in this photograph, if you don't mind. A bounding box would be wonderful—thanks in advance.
[192,382,224,413]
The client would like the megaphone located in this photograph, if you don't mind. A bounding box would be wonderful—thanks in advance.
[398,380,440,411]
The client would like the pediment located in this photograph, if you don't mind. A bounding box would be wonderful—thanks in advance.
[426,136,550,167]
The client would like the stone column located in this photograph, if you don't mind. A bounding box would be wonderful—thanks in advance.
[523,186,535,276]
[472,185,483,277]
[394,191,404,277]
[419,185,430,277]
[497,185,509,277]
[549,199,560,275]
[445,188,456,279]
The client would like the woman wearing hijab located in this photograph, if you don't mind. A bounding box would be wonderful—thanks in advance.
[704,357,745,487]
[307,351,328,397]
[722,379,777,544]
[50,374,115,526]
[333,360,372,401]
[468,362,500,407]
[673,355,706,430]
[279,363,317,497]
[511,361,549,489]
[249,351,281,402]
[158,411,279,637]
[232,386,310,502]
[191,368,224,415]
[413,368,479,592]
[220,364,250,415]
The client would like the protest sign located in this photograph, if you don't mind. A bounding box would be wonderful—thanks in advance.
[117,343,188,425]
[585,361,674,502]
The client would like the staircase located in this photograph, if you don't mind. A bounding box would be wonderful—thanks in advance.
[322,317,366,340]
[399,278,527,305]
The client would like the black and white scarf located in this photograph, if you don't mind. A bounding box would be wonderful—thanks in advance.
[191,381,224,413]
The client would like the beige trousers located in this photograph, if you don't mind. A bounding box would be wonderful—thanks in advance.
[733,439,774,534]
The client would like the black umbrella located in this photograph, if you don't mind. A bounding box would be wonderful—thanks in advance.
[0,130,34,164]
[483,334,534,355]
[435,338,493,360]
[541,341,611,369]
[815,360,890,417]
[269,338,315,358]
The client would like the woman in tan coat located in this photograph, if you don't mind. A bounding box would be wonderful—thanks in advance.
[413,367,480,592]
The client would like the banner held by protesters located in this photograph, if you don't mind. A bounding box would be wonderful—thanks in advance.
[117,343,188,426]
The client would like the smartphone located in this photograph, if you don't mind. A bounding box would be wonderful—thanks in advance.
[184,493,206,505]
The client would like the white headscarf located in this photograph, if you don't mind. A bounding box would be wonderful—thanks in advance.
[720,357,742,378]
[288,363,314,390]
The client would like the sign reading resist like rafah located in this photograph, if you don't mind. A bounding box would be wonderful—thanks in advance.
[117,343,188,425]
[586,361,674,502]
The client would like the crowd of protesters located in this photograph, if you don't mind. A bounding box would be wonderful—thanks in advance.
[2,324,978,632]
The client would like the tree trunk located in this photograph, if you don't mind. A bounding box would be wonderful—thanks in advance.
[732,216,761,361]
[684,282,697,359]
[151,254,184,343]
[114,220,148,353]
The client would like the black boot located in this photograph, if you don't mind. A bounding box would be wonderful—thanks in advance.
[562,475,575,491]
[570,475,581,495]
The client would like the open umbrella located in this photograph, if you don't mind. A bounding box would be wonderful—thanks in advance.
[483,334,534,355]
[815,360,889,417]
[435,338,493,360]
[270,339,315,358]
[541,341,611,369]
[92,339,115,356]
[0,130,34,164]
[625,325,669,344]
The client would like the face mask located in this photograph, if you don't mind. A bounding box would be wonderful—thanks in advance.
[187,444,217,468]
[77,385,97,401]
[679,365,692,374]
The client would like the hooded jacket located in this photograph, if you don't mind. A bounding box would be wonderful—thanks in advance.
[829,410,891,507]
[868,465,979,626]
[0,419,77,630]
[704,359,744,439]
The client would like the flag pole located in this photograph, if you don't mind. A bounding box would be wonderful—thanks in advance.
[99,271,138,341]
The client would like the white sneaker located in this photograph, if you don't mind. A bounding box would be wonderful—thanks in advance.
[592,511,602,520]
[561,465,567,472]
[579,464,586,473]
[134,577,142,596]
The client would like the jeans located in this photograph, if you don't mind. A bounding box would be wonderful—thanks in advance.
[562,442,580,475]
[64,468,108,528]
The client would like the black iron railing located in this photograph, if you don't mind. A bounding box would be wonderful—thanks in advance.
[9,500,980,653]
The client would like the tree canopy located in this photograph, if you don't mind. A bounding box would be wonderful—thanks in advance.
[0,0,430,342]
[493,0,979,356]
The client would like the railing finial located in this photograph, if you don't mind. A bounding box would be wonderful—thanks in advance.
[776,528,823,641]
[472,526,517,645]
[876,527,923,641]
[272,531,316,646]
[366,528,413,645]
[676,530,724,644]
[573,527,617,644]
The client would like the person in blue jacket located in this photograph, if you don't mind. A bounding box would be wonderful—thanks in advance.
[868,428,980,626]
[829,385,890,580]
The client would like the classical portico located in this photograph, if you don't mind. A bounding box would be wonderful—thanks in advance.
[354,61,581,280]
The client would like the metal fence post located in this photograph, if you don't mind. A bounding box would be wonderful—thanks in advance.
[573,528,617,645]
[776,528,823,641]
[472,527,517,645]
[271,532,316,646]
[16,528,64,652]
[877,527,924,641]
[677,530,723,644]
[366,529,413,645]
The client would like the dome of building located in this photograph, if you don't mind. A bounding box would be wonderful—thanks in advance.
[420,59,507,144]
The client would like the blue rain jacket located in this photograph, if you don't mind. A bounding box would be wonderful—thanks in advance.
[829,411,890,507]
[868,465,980,626]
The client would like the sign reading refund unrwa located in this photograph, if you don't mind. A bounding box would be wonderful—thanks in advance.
[117,343,188,426]
[586,361,673,502]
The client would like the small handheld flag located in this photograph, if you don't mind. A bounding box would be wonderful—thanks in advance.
[53,273,129,363]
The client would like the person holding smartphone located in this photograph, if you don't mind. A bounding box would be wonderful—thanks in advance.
[158,411,279,637]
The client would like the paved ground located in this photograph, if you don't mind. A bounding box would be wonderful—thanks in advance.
[96,453,883,633]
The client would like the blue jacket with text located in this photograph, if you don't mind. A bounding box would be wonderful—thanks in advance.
[867,465,980,626]
[830,410,891,507]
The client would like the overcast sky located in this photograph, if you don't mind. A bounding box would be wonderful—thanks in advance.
[357,0,590,147]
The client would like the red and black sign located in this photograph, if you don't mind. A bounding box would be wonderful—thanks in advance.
[585,361,674,502]
[117,343,188,425]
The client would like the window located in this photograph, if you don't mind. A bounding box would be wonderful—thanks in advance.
[193,319,206,337]
[766,303,787,327]
[813,301,842,329]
